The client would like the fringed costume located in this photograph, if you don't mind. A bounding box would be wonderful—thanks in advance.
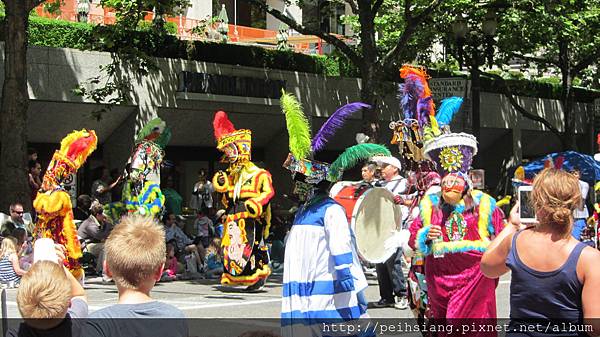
[406,94,505,331]
[34,129,98,279]
[212,111,274,288]
[105,118,170,221]
[280,92,382,336]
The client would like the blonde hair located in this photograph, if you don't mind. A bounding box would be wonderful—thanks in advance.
[531,168,582,233]
[1,237,18,258]
[206,237,222,257]
[17,261,71,319]
[105,214,166,289]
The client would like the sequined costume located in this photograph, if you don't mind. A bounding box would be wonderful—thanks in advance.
[212,111,274,287]
[34,130,98,279]
[105,118,170,221]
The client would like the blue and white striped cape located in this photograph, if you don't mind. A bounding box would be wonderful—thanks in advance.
[281,197,372,337]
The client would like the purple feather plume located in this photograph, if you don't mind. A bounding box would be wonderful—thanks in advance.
[416,96,434,127]
[400,74,424,121]
[311,102,371,152]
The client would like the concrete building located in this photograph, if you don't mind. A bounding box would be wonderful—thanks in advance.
[0,43,595,209]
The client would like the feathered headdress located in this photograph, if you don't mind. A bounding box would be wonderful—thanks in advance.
[280,90,380,183]
[399,65,435,126]
[328,144,391,181]
[424,96,464,141]
[135,117,171,149]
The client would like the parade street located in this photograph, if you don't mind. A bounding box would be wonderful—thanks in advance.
[2,273,511,319]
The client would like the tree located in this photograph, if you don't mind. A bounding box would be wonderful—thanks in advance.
[0,0,54,211]
[243,0,443,141]
[439,0,600,150]
[494,0,600,150]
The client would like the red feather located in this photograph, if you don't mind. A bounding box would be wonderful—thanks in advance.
[66,136,95,161]
[554,155,564,170]
[213,111,236,140]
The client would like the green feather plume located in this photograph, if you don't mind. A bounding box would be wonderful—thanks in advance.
[328,143,391,181]
[280,90,311,160]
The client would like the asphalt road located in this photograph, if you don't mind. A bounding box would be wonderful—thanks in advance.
[1,272,511,319]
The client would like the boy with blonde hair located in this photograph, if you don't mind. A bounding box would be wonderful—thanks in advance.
[86,215,187,337]
[8,249,87,336]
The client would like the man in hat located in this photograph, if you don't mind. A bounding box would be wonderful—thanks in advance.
[409,133,505,325]
[371,155,411,310]
[212,111,274,290]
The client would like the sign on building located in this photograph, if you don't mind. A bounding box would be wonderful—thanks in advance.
[63,173,77,206]
[429,78,471,133]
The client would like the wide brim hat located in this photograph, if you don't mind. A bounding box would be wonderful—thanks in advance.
[423,132,477,176]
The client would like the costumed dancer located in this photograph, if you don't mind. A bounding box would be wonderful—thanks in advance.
[33,129,98,279]
[280,91,381,336]
[105,118,170,221]
[211,111,274,290]
[407,100,505,330]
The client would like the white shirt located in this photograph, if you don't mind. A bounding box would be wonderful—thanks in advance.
[573,180,589,219]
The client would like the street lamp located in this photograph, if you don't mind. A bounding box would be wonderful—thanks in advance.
[451,9,498,145]
[77,0,91,23]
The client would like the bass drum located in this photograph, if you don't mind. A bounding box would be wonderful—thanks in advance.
[352,187,402,264]
[331,182,369,226]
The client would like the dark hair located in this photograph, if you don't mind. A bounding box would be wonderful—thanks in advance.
[162,212,175,224]
[27,148,37,156]
[90,203,104,216]
[77,194,92,208]
[28,160,40,170]
[11,228,27,242]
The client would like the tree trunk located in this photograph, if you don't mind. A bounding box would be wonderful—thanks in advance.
[0,0,32,210]
[357,0,380,142]
[558,39,577,151]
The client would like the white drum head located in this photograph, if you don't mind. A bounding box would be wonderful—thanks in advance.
[352,187,402,263]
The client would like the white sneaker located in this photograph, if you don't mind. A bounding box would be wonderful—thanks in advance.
[394,296,409,310]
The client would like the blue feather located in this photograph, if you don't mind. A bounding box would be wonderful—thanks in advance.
[436,97,464,126]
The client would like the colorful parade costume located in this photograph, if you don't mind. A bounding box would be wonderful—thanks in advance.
[105,118,170,222]
[34,129,98,279]
[407,94,505,325]
[280,92,384,336]
[212,111,274,287]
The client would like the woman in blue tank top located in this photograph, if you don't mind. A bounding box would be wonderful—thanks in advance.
[481,168,600,337]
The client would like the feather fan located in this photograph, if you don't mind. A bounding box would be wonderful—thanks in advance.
[311,102,370,152]
[435,97,464,127]
[400,65,432,98]
[327,144,391,181]
[280,91,312,160]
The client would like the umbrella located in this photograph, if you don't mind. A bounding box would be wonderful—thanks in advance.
[520,151,600,184]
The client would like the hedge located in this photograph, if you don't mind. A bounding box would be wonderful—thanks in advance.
[0,16,338,75]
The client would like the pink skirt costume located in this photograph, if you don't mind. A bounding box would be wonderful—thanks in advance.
[409,191,505,326]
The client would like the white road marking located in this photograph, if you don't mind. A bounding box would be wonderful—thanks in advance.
[177,298,281,310]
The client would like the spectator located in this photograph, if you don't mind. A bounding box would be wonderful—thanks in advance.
[570,169,589,241]
[28,160,42,202]
[204,238,223,279]
[163,213,204,272]
[1,203,28,235]
[73,194,92,222]
[361,162,379,184]
[27,148,38,162]
[193,208,214,248]
[213,209,226,239]
[77,201,112,276]
[8,250,87,336]
[110,169,123,203]
[162,176,183,215]
[190,169,214,212]
[481,168,600,336]
[91,166,118,205]
[161,242,178,282]
[13,228,33,270]
[0,237,27,286]
[85,215,188,337]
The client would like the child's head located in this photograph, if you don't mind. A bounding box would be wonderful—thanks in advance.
[12,228,27,244]
[1,236,18,257]
[104,214,166,290]
[207,237,222,256]
[17,261,71,319]
[166,242,175,258]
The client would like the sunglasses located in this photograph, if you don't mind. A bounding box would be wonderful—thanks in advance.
[10,210,24,215]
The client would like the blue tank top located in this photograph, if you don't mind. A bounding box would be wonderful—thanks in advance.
[506,230,586,336]
[0,254,21,284]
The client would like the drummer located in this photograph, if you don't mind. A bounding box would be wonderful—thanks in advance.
[370,155,410,310]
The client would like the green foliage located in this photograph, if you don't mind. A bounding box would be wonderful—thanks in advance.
[27,17,93,49]
[43,0,64,15]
